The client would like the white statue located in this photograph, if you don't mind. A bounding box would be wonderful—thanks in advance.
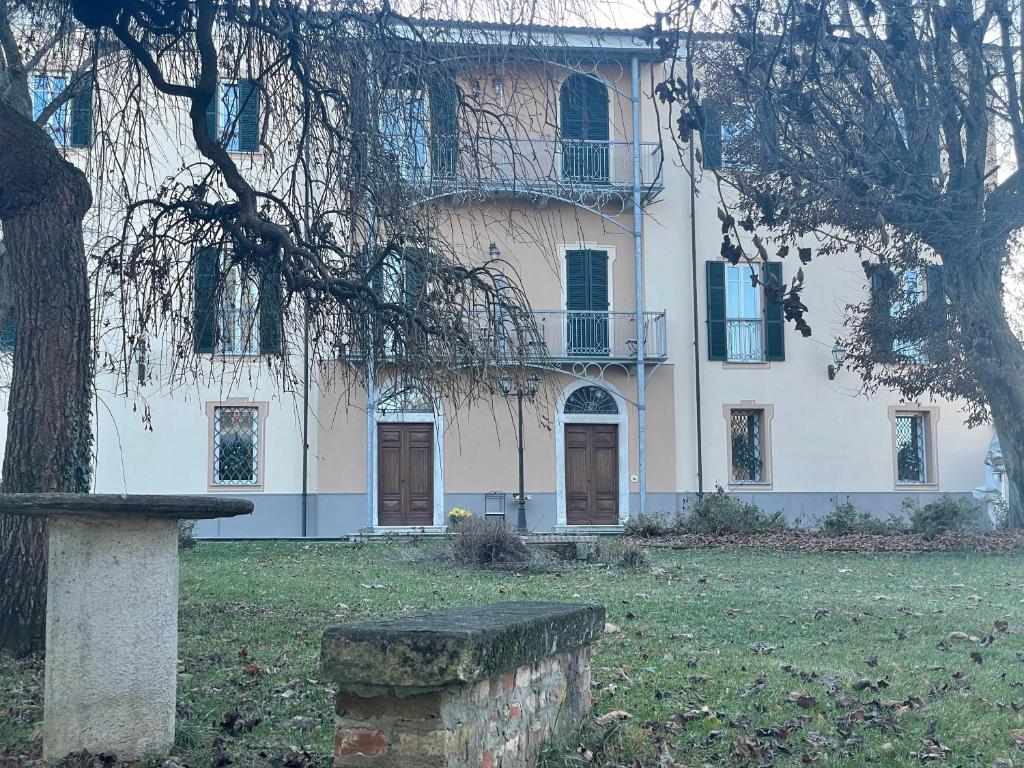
[974,434,1009,527]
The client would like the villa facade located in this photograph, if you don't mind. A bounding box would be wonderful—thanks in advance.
[1,22,994,537]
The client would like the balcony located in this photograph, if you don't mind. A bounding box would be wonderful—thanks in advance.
[532,310,667,362]
[389,136,664,202]
[726,319,763,363]
[486,309,667,363]
[340,310,667,364]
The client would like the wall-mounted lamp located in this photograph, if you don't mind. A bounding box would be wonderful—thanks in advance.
[489,242,500,259]
[828,339,847,380]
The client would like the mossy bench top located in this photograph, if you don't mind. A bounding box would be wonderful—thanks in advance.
[322,601,605,688]
[0,493,253,520]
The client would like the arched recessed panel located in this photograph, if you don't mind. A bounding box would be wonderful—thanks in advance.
[563,385,618,415]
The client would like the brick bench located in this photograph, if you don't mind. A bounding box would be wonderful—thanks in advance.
[321,601,605,768]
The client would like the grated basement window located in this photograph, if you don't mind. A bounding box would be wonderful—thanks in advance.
[730,409,763,483]
[896,414,927,484]
[214,406,259,485]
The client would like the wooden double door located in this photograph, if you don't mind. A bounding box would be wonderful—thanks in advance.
[377,423,434,526]
[565,423,619,525]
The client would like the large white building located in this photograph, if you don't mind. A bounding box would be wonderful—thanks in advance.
[2,21,994,537]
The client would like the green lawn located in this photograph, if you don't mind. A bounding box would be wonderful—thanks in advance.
[3,541,1024,767]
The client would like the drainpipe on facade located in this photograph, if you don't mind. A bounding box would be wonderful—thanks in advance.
[301,297,310,537]
[630,55,647,518]
[688,141,705,498]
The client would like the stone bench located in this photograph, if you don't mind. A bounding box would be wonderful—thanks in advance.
[0,493,252,763]
[321,601,605,768]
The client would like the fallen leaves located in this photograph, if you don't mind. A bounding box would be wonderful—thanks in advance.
[595,709,633,726]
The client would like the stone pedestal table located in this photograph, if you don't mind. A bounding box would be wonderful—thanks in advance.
[0,494,252,763]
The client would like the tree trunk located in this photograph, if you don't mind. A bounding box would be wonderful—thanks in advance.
[0,107,93,655]
[943,249,1024,528]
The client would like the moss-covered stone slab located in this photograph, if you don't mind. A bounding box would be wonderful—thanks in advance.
[0,493,252,520]
[321,601,605,688]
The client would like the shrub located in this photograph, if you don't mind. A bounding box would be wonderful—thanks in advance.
[906,495,980,539]
[451,517,528,567]
[819,500,906,536]
[615,542,650,569]
[679,487,787,535]
[177,520,197,549]
[623,512,671,538]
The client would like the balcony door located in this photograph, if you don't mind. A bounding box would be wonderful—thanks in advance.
[560,74,609,183]
[566,249,609,356]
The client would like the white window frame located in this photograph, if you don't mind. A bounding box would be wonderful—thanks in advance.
[219,81,242,153]
[32,73,70,145]
[891,269,928,363]
[725,263,764,363]
[218,259,260,356]
[381,88,430,182]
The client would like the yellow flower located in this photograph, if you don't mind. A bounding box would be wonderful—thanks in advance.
[448,507,473,519]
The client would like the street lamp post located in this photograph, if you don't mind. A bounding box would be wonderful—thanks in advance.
[499,372,541,533]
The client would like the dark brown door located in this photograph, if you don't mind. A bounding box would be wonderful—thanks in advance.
[565,424,618,525]
[378,423,434,526]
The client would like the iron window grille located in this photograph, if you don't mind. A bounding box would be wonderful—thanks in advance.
[896,414,927,484]
[564,385,618,415]
[213,406,259,485]
[730,409,764,483]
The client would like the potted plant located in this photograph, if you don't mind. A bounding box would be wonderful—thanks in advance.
[448,507,473,530]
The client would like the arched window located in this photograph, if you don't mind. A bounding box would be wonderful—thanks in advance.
[563,385,618,415]
[377,383,433,414]
[559,75,609,182]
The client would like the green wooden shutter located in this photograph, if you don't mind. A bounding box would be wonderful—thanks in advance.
[404,249,427,308]
[560,77,585,140]
[69,78,93,148]
[588,250,609,310]
[706,260,727,360]
[763,261,786,361]
[701,105,723,170]
[237,79,260,153]
[565,250,589,310]
[194,248,219,353]
[868,268,894,361]
[259,266,282,354]
[922,129,940,176]
[429,79,458,176]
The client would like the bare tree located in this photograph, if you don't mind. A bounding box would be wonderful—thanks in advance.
[649,0,1024,525]
[0,0,586,653]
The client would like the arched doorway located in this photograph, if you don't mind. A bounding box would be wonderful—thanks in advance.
[373,384,444,529]
[555,383,628,527]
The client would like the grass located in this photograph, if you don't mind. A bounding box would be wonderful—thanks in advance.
[3,540,1024,766]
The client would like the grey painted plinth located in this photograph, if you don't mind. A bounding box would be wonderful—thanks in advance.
[0,494,252,764]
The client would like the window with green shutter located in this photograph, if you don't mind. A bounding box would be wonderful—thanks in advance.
[429,79,458,177]
[560,75,609,182]
[258,267,282,355]
[565,249,609,355]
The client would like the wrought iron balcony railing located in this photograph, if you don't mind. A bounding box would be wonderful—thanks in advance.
[726,318,763,363]
[531,310,667,361]
[385,135,664,195]
[339,310,667,364]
